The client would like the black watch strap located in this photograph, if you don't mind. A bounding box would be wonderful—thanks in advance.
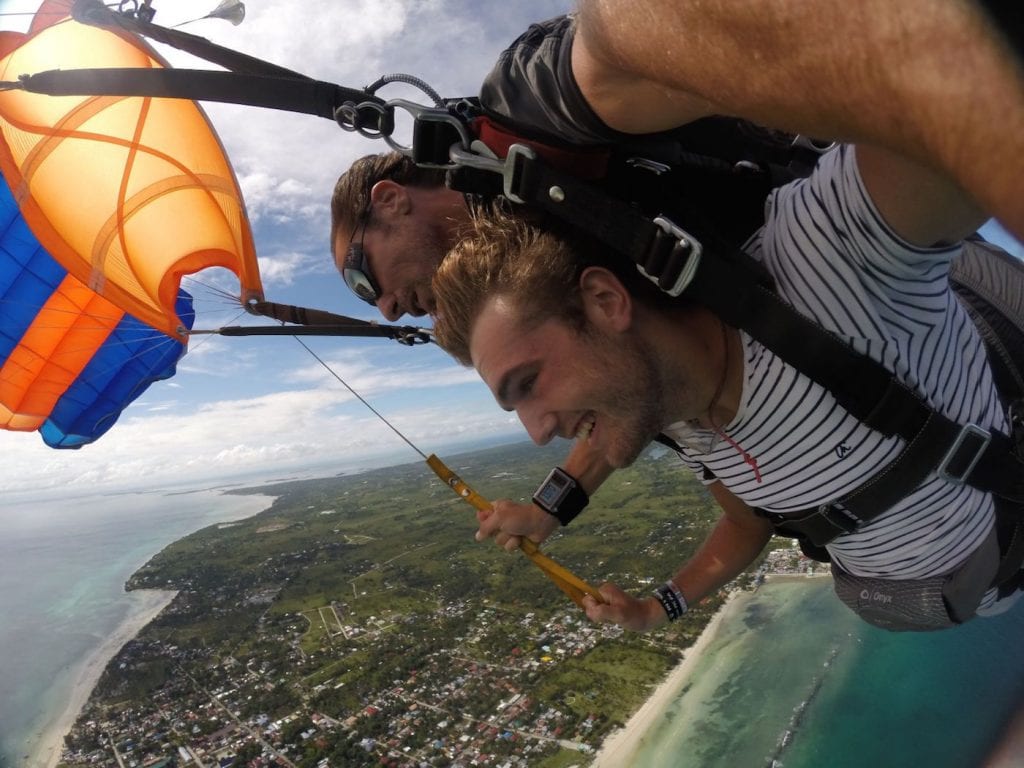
[532,467,589,526]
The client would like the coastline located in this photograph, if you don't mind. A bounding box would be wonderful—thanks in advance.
[32,588,178,768]
[590,589,749,768]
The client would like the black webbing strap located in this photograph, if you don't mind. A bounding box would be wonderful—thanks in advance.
[19,1,392,133]
[993,498,1024,595]
[692,252,1024,546]
[247,301,377,327]
[237,301,431,344]
[18,69,377,124]
[216,324,431,342]
[503,148,703,296]
[73,0,306,79]
[506,149,667,263]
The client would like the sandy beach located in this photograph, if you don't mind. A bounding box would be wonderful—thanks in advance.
[591,589,749,768]
[30,588,178,768]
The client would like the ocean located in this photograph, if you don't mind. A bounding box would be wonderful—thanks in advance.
[0,488,274,768]
[631,578,1024,768]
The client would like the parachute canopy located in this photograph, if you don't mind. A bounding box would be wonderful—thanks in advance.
[0,0,262,447]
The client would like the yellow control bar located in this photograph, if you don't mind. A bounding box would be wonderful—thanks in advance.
[426,454,603,608]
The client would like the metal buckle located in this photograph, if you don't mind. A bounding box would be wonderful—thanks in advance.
[500,144,537,205]
[378,99,472,164]
[937,423,992,484]
[448,143,536,204]
[791,135,838,154]
[636,216,703,297]
[626,156,672,175]
[817,504,860,535]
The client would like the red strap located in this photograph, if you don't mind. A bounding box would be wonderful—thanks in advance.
[473,116,610,180]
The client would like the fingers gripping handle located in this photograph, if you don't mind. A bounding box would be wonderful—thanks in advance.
[425,454,603,606]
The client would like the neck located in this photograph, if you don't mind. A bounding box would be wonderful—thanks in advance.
[701,321,743,429]
[648,306,742,428]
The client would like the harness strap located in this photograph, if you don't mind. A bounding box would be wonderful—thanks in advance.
[16,68,380,125]
[217,301,432,344]
[73,0,306,79]
[994,499,1024,595]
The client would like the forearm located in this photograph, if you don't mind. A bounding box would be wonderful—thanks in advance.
[670,512,773,606]
[583,483,773,631]
[561,437,615,496]
[574,0,1024,239]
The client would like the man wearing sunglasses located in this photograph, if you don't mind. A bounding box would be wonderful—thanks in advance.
[330,153,470,322]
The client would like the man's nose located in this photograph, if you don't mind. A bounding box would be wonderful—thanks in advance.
[376,294,401,322]
[520,407,557,446]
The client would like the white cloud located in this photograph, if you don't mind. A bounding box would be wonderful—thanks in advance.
[256,250,314,287]
[0,376,522,496]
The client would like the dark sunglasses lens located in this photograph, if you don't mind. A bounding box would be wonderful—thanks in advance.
[344,268,378,304]
[343,242,379,305]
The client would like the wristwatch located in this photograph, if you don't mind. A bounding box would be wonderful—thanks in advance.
[532,467,589,526]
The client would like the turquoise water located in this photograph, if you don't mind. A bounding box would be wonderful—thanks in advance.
[633,579,1024,768]
[0,489,273,768]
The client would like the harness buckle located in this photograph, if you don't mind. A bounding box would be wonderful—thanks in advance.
[791,135,837,154]
[937,423,992,485]
[381,99,472,166]
[500,144,537,205]
[637,216,703,297]
[816,504,861,535]
[447,143,537,205]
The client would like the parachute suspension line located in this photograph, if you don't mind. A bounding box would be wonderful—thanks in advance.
[293,336,427,460]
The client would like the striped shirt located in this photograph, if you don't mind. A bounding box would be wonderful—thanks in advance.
[665,145,1008,596]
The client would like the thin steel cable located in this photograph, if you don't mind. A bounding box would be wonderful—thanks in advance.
[293,336,427,459]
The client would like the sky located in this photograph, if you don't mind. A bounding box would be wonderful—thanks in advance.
[0,0,1022,501]
[0,0,573,498]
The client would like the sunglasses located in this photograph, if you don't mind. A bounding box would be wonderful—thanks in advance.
[342,208,381,305]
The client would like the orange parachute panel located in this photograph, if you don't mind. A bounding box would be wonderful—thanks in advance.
[0,3,263,339]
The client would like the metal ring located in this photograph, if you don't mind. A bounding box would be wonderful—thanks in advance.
[333,101,391,139]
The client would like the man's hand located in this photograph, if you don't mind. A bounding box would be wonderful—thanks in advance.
[582,582,666,632]
[476,499,560,551]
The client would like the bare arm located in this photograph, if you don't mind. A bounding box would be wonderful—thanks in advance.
[856,145,986,248]
[572,0,1024,241]
[583,482,773,631]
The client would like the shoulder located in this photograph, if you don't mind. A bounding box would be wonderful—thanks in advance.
[479,15,615,145]
[761,145,962,280]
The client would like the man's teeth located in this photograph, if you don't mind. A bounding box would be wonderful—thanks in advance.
[576,417,595,440]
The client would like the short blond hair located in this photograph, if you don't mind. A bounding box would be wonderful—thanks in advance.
[432,211,590,365]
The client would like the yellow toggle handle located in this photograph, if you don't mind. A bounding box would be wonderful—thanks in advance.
[426,454,603,607]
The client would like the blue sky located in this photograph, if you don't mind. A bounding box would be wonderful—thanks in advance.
[0,0,1022,500]
[0,0,572,497]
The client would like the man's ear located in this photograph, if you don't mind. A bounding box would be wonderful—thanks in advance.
[579,266,632,332]
[369,180,411,216]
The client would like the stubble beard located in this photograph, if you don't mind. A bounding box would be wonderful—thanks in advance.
[590,333,666,469]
